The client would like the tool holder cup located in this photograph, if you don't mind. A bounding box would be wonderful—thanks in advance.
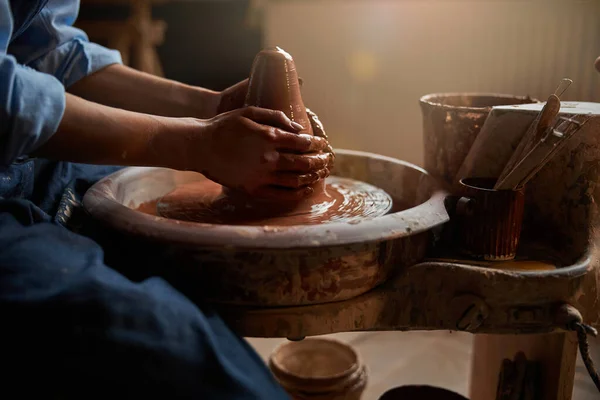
[455,177,525,261]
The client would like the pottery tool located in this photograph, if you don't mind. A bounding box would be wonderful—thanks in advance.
[494,113,591,190]
[495,79,571,188]
[553,78,573,97]
[493,79,588,190]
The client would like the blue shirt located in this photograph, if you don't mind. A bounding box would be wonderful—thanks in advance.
[0,0,122,166]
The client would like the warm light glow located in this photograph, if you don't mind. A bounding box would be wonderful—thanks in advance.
[347,50,379,82]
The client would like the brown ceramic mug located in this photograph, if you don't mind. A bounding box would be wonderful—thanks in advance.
[456,177,525,261]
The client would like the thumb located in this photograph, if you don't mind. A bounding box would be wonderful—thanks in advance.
[217,79,250,115]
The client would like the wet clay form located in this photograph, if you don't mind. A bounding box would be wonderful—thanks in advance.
[244,47,314,136]
[157,47,392,226]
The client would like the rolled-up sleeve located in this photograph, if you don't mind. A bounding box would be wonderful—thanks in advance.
[0,0,122,165]
[0,56,66,165]
[10,0,122,87]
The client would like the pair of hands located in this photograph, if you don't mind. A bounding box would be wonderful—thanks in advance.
[187,80,333,201]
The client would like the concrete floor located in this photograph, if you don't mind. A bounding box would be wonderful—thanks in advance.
[247,331,599,400]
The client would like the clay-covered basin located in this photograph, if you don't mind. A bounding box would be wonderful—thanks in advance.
[420,93,536,186]
[83,149,449,306]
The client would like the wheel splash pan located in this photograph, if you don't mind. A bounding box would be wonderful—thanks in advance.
[83,149,450,306]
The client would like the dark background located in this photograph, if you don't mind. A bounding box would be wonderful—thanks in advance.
[78,0,263,91]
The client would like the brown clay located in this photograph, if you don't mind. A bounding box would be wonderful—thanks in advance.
[153,175,392,226]
[245,47,314,136]
[242,46,328,201]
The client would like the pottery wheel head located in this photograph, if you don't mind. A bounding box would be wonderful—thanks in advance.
[155,176,393,227]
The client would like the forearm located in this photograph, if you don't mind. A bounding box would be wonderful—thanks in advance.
[68,64,220,119]
[32,93,194,169]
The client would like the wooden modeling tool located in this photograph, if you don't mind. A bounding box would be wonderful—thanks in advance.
[494,79,590,191]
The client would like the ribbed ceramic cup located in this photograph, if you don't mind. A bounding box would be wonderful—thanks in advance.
[269,338,367,400]
[456,177,525,261]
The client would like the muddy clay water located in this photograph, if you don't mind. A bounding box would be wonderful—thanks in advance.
[136,176,400,226]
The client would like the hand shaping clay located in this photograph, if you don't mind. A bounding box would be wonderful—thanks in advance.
[154,47,394,226]
[242,46,327,199]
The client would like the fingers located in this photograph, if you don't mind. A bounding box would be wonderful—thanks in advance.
[275,152,330,172]
[217,79,250,114]
[595,56,600,73]
[305,108,335,160]
[233,78,250,91]
[273,132,329,153]
[305,108,328,140]
[235,119,330,168]
[269,168,330,188]
[236,107,332,154]
[242,106,304,133]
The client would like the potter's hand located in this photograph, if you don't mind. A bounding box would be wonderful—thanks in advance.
[195,107,332,200]
[306,108,335,160]
[595,56,600,74]
[216,79,250,115]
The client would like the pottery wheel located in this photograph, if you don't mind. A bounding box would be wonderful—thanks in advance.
[155,176,393,226]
